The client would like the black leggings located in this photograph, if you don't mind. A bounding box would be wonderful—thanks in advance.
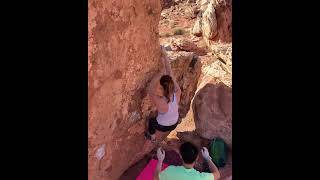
[148,117,178,135]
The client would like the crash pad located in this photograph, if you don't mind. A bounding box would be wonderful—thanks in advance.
[136,159,169,180]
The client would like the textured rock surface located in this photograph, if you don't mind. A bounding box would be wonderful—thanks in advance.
[192,0,232,43]
[212,0,232,42]
[198,56,232,88]
[88,0,162,179]
[202,1,218,40]
[193,82,232,147]
[184,5,197,19]
[192,16,203,36]
[161,0,175,10]
[197,0,210,12]
[170,38,208,55]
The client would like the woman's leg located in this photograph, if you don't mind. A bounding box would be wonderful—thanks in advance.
[145,117,158,141]
[148,117,158,135]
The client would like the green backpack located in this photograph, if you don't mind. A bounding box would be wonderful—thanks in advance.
[209,137,228,168]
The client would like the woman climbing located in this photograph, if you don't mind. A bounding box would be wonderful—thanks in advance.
[144,49,181,142]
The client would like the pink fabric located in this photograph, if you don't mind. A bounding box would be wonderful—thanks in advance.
[136,159,169,180]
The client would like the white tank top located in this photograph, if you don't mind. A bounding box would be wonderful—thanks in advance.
[157,93,179,126]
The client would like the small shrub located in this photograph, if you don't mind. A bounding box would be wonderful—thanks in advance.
[173,28,185,35]
[164,33,170,37]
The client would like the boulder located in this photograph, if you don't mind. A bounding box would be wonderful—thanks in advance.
[192,16,203,36]
[193,0,232,44]
[202,1,218,40]
[212,0,232,42]
[193,82,232,147]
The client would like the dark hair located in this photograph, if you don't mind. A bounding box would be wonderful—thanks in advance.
[160,75,175,103]
[179,142,199,164]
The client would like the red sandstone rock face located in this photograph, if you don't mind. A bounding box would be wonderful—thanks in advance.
[88,0,162,179]
[193,81,232,147]
[88,2,201,177]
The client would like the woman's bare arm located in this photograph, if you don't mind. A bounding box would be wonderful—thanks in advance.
[147,60,165,93]
[162,56,181,103]
[147,61,168,112]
